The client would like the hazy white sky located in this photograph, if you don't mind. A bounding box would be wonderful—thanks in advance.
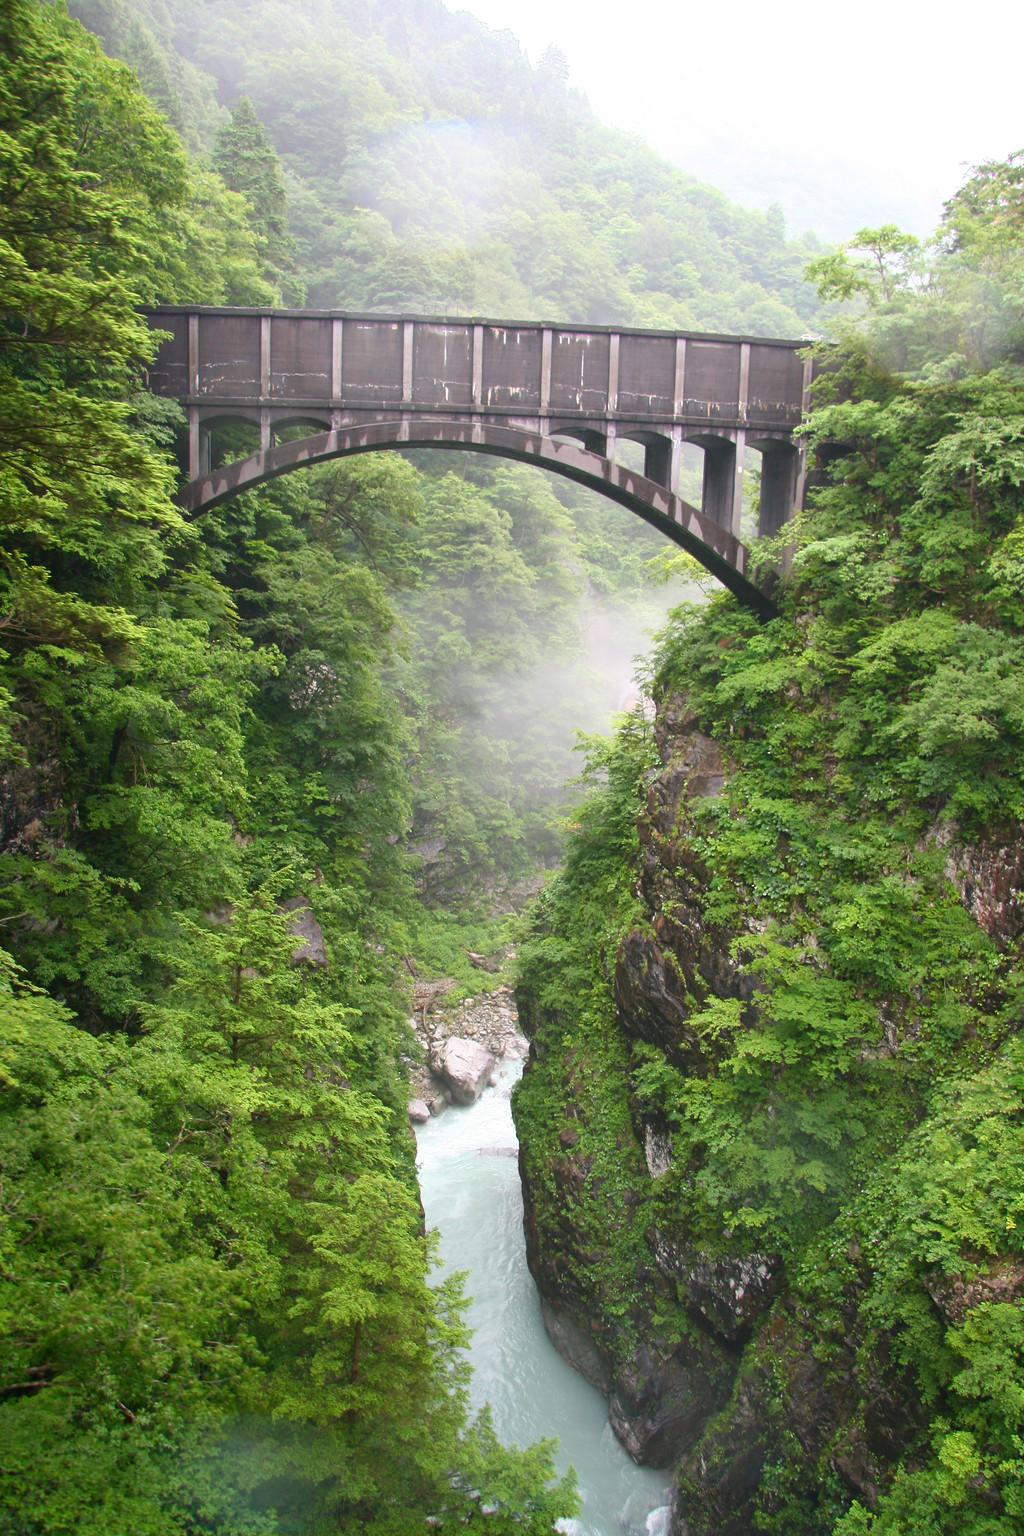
[456,0,1024,241]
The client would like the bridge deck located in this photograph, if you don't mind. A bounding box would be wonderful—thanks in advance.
[145,306,810,437]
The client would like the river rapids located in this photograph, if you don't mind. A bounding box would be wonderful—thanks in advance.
[415,1058,672,1536]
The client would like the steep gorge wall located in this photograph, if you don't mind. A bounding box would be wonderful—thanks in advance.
[514,690,1024,1535]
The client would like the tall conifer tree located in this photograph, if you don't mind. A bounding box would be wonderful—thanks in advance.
[214,96,301,302]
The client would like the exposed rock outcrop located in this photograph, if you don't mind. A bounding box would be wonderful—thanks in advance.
[932,823,1024,948]
[434,1036,495,1105]
[925,1253,1024,1325]
[406,983,527,1119]
[647,1230,781,1344]
[278,895,328,967]
[0,757,65,857]
[673,1307,927,1535]
[537,1294,733,1469]
[516,1004,737,1471]
[519,1118,735,1466]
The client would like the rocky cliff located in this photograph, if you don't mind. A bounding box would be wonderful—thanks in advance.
[514,686,1024,1534]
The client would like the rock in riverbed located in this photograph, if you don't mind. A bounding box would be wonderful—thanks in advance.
[434,1036,496,1105]
[407,985,526,1118]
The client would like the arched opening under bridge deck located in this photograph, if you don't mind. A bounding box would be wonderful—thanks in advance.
[177,417,784,620]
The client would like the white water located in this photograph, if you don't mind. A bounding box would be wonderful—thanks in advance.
[415,1060,673,1536]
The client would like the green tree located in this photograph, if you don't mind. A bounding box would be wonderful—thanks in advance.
[214,95,302,303]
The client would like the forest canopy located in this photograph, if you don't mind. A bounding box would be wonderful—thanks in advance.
[68,0,827,332]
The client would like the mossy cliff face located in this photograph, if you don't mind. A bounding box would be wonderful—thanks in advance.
[514,635,1024,1536]
[515,700,922,1525]
[513,703,763,1478]
[619,700,945,1529]
[514,986,736,1468]
[515,267,1024,1532]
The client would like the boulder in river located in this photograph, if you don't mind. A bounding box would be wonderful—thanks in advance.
[436,1036,495,1104]
[408,1099,431,1123]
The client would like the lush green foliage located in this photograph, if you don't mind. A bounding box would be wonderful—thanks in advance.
[516,157,1024,1531]
[0,6,581,1528]
[213,95,303,304]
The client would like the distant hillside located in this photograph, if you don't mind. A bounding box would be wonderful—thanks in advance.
[71,0,827,334]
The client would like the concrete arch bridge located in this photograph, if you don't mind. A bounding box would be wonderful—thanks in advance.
[143,307,816,618]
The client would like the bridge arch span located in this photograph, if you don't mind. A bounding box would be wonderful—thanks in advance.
[180,417,778,618]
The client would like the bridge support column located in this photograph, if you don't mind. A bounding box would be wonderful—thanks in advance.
[731,429,746,539]
[188,406,200,482]
[701,439,737,530]
[644,435,673,490]
[188,410,212,480]
[794,352,815,511]
[260,408,271,454]
[670,425,683,495]
[605,423,616,465]
[796,443,808,512]
[758,441,799,537]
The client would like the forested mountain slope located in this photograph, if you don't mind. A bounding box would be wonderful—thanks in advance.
[515,176,1024,1533]
[1,5,583,1527]
[2,3,815,1526]
[10,1,988,1532]
[70,0,826,333]
[67,0,836,907]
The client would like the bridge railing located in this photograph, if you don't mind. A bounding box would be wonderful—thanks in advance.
[144,307,810,428]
